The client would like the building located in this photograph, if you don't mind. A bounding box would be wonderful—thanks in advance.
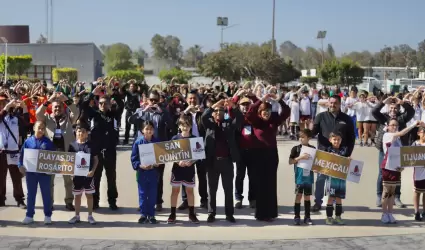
[361,66,418,80]
[0,25,103,84]
[0,43,103,84]
[143,58,178,75]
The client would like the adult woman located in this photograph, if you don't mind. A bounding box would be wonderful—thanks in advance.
[245,94,290,221]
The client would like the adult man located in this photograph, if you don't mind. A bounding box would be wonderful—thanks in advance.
[81,86,120,210]
[122,80,141,145]
[311,95,355,212]
[130,90,171,211]
[36,92,79,211]
[202,98,243,223]
[178,91,208,210]
[372,96,414,208]
[0,95,26,208]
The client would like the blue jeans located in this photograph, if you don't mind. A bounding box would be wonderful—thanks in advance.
[377,151,401,197]
[350,115,358,139]
[26,172,52,218]
[137,169,158,217]
[311,103,317,119]
[314,173,328,205]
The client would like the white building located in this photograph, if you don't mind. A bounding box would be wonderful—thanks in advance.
[362,66,418,80]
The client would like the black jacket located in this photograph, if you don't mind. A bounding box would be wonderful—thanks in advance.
[201,107,243,166]
[312,111,356,157]
[372,102,415,150]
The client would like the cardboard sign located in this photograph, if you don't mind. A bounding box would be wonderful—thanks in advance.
[23,149,90,176]
[139,137,206,166]
[388,146,425,169]
[297,147,363,183]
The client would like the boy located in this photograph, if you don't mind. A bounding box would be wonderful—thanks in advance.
[289,129,315,225]
[68,123,99,225]
[324,131,348,225]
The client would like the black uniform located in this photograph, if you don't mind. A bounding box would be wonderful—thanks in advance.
[123,90,140,142]
[82,94,119,207]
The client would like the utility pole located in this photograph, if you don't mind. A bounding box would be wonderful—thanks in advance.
[316,30,327,65]
[50,0,54,42]
[271,0,276,55]
[217,17,228,48]
[46,0,49,42]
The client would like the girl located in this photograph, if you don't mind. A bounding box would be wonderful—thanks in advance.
[167,115,199,224]
[412,126,425,221]
[365,96,378,146]
[288,94,300,140]
[380,118,421,224]
[350,92,374,146]
[18,120,55,225]
[131,121,160,224]
[345,90,359,139]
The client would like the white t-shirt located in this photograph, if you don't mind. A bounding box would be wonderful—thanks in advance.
[407,104,422,126]
[412,141,425,181]
[382,132,402,169]
[352,102,369,122]
[317,98,329,114]
[345,97,358,117]
[289,101,300,123]
[366,102,377,121]
[299,97,311,116]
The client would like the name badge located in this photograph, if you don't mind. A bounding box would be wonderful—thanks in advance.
[54,129,62,138]
[243,126,252,135]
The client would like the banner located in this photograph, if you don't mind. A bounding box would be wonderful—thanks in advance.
[388,146,425,169]
[23,149,90,176]
[297,147,363,183]
[139,137,206,166]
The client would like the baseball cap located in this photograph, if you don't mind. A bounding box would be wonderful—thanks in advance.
[239,97,251,105]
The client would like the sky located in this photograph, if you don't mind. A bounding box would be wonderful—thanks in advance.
[1,0,424,55]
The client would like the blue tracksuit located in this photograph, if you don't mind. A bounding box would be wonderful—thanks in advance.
[18,135,55,218]
[131,135,160,217]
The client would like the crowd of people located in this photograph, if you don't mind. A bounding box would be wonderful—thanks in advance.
[0,77,424,226]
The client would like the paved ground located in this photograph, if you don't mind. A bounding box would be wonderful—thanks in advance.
[1,117,425,247]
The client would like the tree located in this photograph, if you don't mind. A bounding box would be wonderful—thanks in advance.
[319,58,364,87]
[36,34,48,44]
[0,54,32,77]
[150,34,183,61]
[158,68,192,84]
[279,41,305,69]
[132,46,148,65]
[327,44,336,59]
[103,43,134,73]
[183,45,204,67]
[417,40,425,71]
[108,70,144,83]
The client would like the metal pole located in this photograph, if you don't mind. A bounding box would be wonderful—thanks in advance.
[221,26,224,48]
[271,0,276,54]
[321,38,324,64]
[50,0,53,42]
[4,42,7,81]
[46,0,49,42]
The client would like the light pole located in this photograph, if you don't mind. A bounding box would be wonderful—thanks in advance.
[271,0,276,55]
[217,17,228,48]
[316,30,327,65]
[0,37,8,81]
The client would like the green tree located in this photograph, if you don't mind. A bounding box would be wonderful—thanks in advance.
[183,45,204,67]
[319,59,364,87]
[132,46,148,65]
[327,44,336,59]
[150,34,183,61]
[0,54,32,77]
[104,43,134,73]
[158,68,192,84]
[108,70,144,83]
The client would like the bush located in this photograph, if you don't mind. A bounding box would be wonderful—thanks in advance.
[108,70,144,83]
[158,68,192,84]
[52,68,78,82]
[300,76,319,85]
[0,54,33,76]
[7,75,40,83]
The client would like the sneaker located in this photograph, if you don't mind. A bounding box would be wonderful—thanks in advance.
[138,216,148,224]
[225,216,236,223]
[294,217,301,225]
[17,201,27,209]
[312,203,322,212]
[68,215,81,224]
[249,200,256,209]
[178,201,188,210]
[167,214,176,224]
[235,200,242,209]
[207,214,216,223]
[155,204,163,212]
[359,141,364,147]
[381,213,390,224]
[388,213,397,224]
[148,216,157,224]
[189,214,200,224]
[304,217,314,225]
[325,217,334,225]
[88,215,96,225]
[415,212,422,221]
[334,216,345,225]
[109,203,119,210]
[22,217,34,225]
[376,195,382,207]
[394,198,406,208]
[44,216,52,225]
[65,203,75,211]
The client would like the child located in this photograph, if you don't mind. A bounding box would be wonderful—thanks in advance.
[68,123,99,225]
[167,115,199,224]
[381,119,419,224]
[18,121,55,225]
[324,132,349,225]
[288,129,315,225]
[288,94,300,140]
[131,120,160,224]
[412,126,425,221]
